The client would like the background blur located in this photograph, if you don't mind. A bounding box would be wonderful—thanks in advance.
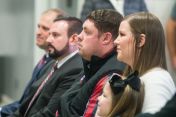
[0,0,175,105]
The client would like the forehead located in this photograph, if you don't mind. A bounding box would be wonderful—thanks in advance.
[83,19,97,30]
[39,12,57,26]
[50,20,69,32]
[119,20,131,32]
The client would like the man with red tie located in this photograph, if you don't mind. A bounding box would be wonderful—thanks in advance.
[0,8,66,117]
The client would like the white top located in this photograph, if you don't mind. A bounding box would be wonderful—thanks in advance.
[141,67,176,114]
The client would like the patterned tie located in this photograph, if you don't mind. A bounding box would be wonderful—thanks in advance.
[32,55,48,82]
[24,60,58,117]
[37,56,46,69]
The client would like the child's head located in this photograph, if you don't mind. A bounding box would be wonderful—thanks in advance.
[96,71,144,117]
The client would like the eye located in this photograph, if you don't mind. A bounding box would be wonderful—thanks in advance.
[83,27,91,35]
[37,24,40,28]
[84,30,91,35]
[119,32,125,37]
[52,33,59,38]
[42,26,49,31]
[102,93,106,98]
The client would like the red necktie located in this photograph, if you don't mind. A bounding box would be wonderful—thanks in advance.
[37,56,46,69]
[24,60,58,117]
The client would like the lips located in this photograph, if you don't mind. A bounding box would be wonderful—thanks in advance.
[36,37,44,43]
[77,43,82,49]
[37,36,44,40]
[116,47,120,52]
[48,44,54,49]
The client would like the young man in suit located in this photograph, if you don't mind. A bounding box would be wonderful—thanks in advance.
[0,8,65,117]
[11,16,84,117]
[58,9,126,117]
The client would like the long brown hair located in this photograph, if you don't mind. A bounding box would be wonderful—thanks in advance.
[123,12,167,76]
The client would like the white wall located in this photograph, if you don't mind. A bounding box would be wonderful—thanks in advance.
[0,0,34,99]
[145,0,176,81]
[145,0,175,26]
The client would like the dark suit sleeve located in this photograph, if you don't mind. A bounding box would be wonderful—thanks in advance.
[60,75,100,117]
[1,101,20,116]
[70,79,95,115]
[136,93,176,117]
[29,68,83,117]
[59,81,81,117]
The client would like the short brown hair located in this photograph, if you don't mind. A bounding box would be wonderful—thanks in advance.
[86,9,123,39]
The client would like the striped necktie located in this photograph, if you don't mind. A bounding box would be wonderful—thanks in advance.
[24,60,58,117]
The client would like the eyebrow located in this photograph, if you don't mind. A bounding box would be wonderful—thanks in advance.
[83,26,88,30]
[83,26,91,33]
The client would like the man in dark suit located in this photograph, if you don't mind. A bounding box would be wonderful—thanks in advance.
[10,16,84,117]
[0,8,66,117]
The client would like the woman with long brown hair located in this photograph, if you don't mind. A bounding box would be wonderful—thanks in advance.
[114,12,175,114]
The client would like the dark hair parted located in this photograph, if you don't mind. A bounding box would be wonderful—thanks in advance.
[86,9,123,39]
[54,16,83,38]
[124,12,167,76]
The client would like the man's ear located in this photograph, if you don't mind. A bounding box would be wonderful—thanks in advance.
[102,32,112,45]
[69,33,78,45]
[138,34,146,47]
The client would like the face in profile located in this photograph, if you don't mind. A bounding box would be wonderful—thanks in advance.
[77,19,102,61]
[96,82,113,117]
[36,12,57,50]
[114,20,135,67]
[47,20,69,58]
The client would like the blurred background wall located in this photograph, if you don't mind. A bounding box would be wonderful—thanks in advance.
[0,0,34,100]
[0,0,175,104]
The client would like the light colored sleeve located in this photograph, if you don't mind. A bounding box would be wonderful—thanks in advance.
[141,69,176,114]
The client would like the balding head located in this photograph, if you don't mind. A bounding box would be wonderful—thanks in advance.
[36,8,67,50]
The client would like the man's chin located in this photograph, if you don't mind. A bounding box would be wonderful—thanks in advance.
[78,50,82,56]
[48,53,58,59]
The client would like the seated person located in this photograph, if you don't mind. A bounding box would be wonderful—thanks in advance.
[136,92,176,117]
[114,12,176,114]
[58,9,126,117]
[11,16,84,117]
[0,8,66,117]
[95,71,144,117]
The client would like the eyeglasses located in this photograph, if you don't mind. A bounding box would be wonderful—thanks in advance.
[109,71,141,94]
